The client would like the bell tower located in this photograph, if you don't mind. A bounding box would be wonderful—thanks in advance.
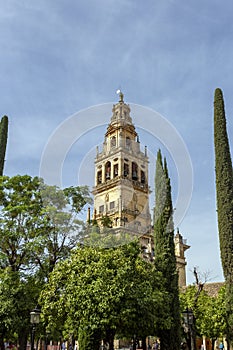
[92,92,151,235]
[91,92,190,287]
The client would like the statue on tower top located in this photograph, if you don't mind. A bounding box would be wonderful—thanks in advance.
[116,89,124,102]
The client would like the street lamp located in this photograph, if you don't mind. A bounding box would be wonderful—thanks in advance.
[30,307,41,350]
[182,308,195,350]
[132,334,137,350]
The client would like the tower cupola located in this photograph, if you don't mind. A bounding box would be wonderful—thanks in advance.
[109,92,133,126]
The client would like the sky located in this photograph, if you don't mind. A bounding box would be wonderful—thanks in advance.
[1,0,233,284]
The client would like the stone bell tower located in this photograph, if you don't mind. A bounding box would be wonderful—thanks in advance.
[91,92,189,287]
[174,229,190,287]
[92,91,151,236]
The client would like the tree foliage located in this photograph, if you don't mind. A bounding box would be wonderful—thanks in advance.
[0,175,91,350]
[0,175,91,276]
[154,150,181,350]
[0,269,43,350]
[34,182,91,278]
[0,116,8,176]
[214,88,233,344]
[40,242,170,350]
[0,175,46,273]
[180,284,227,343]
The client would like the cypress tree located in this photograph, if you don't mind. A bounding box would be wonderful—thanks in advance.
[214,88,233,345]
[0,115,8,176]
[154,150,181,350]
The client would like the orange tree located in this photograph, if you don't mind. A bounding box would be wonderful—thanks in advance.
[40,242,170,350]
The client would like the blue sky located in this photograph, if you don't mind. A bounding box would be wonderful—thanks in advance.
[1,0,233,284]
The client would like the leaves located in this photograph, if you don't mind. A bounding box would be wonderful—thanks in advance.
[153,150,181,350]
[180,285,227,339]
[40,242,168,347]
[0,175,46,272]
[214,88,233,343]
[0,116,8,176]
[0,174,92,345]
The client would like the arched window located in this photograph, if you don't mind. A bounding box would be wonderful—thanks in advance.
[141,170,145,184]
[105,161,111,180]
[124,163,129,177]
[132,162,138,180]
[97,170,102,184]
[126,137,131,148]
[114,164,118,177]
[111,136,116,148]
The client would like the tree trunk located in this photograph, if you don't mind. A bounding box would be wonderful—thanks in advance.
[108,336,114,350]
[141,336,147,350]
[18,329,28,350]
[105,329,115,350]
[211,338,216,350]
[0,333,5,350]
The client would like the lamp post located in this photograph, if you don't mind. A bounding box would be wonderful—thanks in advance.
[132,334,136,350]
[30,307,41,350]
[182,308,195,350]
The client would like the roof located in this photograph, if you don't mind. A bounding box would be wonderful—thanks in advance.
[180,281,225,297]
[203,282,225,297]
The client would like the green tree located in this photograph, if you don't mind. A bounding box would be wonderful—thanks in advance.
[0,116,8,176]
[0,268,43,350]
[34,183,91,278]
[0,175,91,350]
[180,285,226,350]
[198,286,226,349]
[0,175,47,350]
[0,175,47,273]
[0,175,91,276]
[40,242,169,350]
[0,270,21,350]
[100,215,112,228]
[154,150,181,350]
[214,88,233,346]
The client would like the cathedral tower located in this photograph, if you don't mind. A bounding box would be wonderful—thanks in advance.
[92,92,151,235]
[92,92,189,287]
[174,229,190,287]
